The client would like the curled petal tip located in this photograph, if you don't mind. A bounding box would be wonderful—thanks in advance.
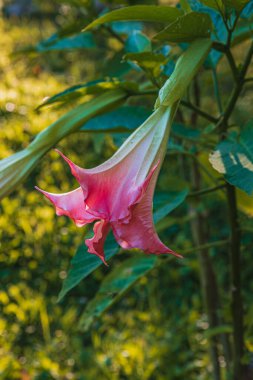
[172,251,183,259]
[35,185,45,195]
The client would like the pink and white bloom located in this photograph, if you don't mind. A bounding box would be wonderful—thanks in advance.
[36,104,181,264]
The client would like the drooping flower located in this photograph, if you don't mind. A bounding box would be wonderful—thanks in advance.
[36,103,181,264]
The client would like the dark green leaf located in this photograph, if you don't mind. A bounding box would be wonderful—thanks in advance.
[209,123,253,195]
[232,19,253,46]
[154,185,189,224]
[199,0,224,12]
[223,0,250,11]
[172,123,201,140]
[58,234,119,302]
[78,255,157,331]
[83,5,183,32]
[154,12,213,42]
[80,106,151,133]
[37,32,95,52]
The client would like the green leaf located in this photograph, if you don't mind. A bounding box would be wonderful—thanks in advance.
[36,32,95,52]
[102,50,132,77]
[154,12,213,43]
[83,5,183,32]
[172,123,201,141]
[124,51,167,76]
[223,0,250,11]
[58,234,119,302]
[78,255,157,331]
[180,0,192,13]
[125,31,151,53]
[200,0,225,12]
[209,123,253,195]
[153,185,189,224]
[80,106,151,133]
[37,80,132,110]
[155,39,212,108]
[232,19,253,47]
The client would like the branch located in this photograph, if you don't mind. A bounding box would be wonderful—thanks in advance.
[180,100,218,124]
[226,184,244,380]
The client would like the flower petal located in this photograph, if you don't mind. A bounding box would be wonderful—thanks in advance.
[55,145,158,222]
[35,186,96,226]
[112,178,182,258]
[85,220,111,265]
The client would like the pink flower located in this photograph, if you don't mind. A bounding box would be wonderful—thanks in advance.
[36,105,181,264]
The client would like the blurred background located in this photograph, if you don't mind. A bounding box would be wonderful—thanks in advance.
[0,0,253,379]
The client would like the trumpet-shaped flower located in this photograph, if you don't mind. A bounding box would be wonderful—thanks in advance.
[36,105,181,264]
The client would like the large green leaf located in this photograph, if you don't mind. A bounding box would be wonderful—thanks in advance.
[154,12,213,43]
[58,234,119,302]
[83,5,183,32]
[155,39,212,108]
[78,255,158,331]
[80,106,151,133]
[209,124,253,195]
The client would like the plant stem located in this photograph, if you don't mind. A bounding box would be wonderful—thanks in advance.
[225,49,239,82]
[226,184,244,380]
[217,41,253,133]
[180,100,218,123]
[189,184,226,197]
[212,67,223,113]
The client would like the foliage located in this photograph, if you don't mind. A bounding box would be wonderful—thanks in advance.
[1,0,253,379]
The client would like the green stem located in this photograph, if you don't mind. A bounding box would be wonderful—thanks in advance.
[189,184,226,197]
[217,41,253,133]
[212,67,223,113]
[181,239,229,255]
[225,49,239,82]
[180,100,218,123]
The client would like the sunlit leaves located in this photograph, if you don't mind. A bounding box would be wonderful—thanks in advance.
[154,12,213,43]
[83,5,183,32]
[209,123,253,195]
